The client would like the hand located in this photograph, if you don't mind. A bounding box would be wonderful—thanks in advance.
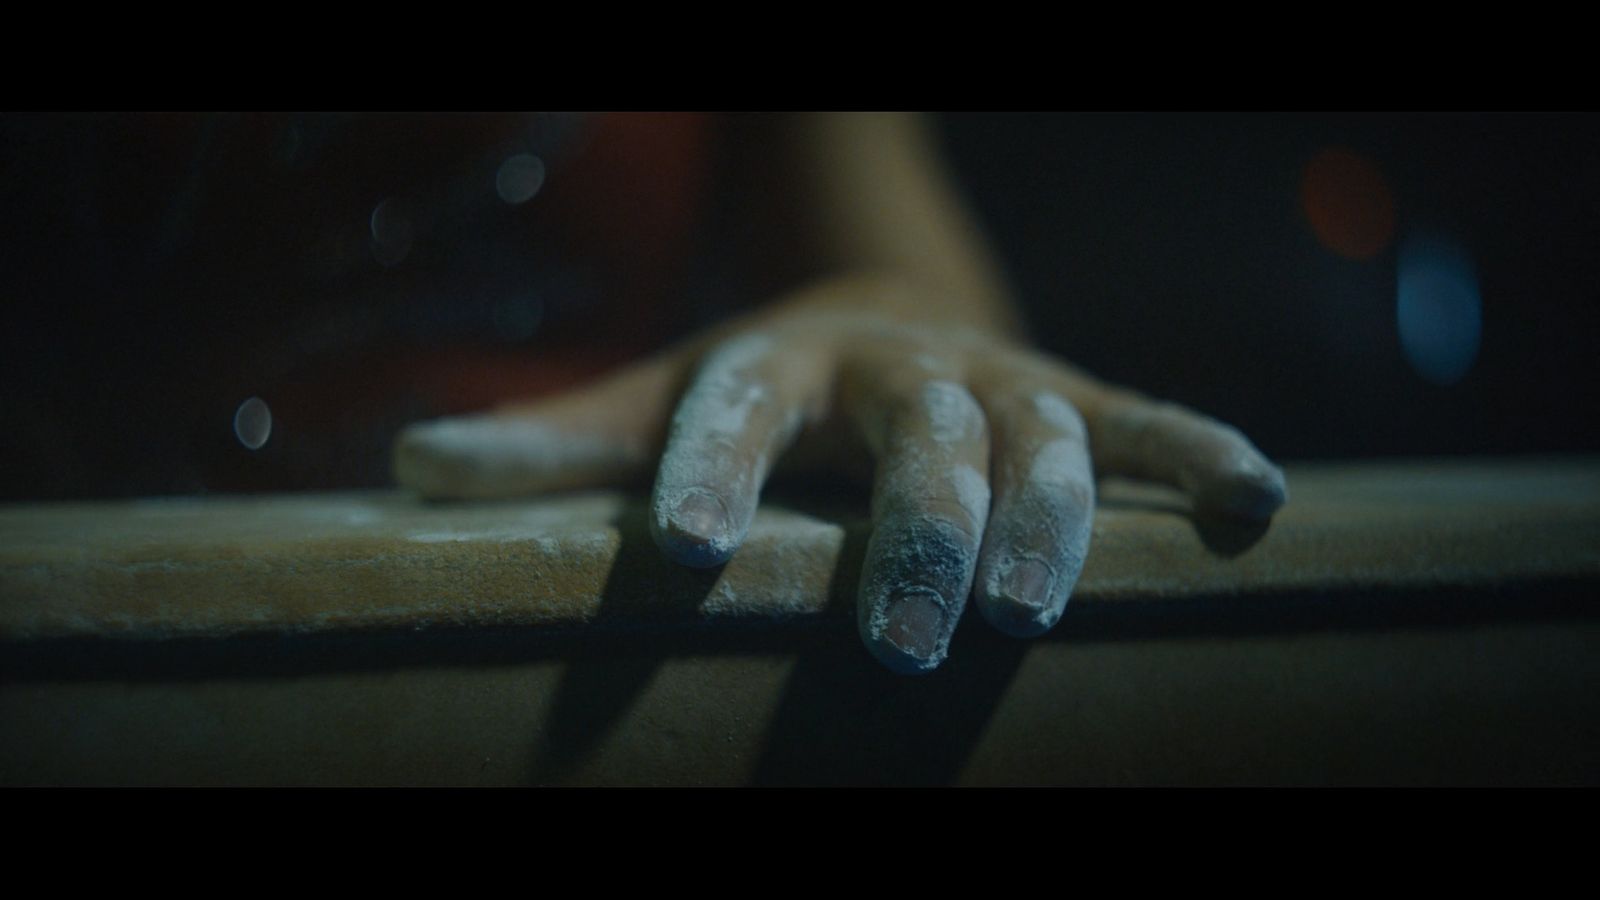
[393,275,1287,674]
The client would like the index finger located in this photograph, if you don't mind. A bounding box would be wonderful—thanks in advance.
[649,334,821,567]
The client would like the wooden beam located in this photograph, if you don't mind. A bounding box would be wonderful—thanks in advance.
[2,457,1597,640]
[3,458,1597,785]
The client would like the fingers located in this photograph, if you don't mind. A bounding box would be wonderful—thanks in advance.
[649,334,822,568]
[847,373,991,674]
[1088,395,1287,520]
[971,387,1094,637]
[393,354,686,500]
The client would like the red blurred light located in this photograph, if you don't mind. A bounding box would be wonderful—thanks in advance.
[1301,148,1397,261]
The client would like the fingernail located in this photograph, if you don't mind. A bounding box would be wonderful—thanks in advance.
[1214,464,1288,520]
[999,557,1056,613]
[882,589,947,665]
[981,556,1061,637]
[670,487,729,541]
[657,487,735,568]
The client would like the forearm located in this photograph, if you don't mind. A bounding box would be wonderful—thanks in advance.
[740,112,1026,340]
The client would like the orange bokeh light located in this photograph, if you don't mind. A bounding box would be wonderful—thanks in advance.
[1301,147,1397,260]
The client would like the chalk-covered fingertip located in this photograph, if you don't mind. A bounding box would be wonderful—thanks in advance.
[392,419,465,498]
[978,556,1064,638]
[1203,460,1288,521]
[651,486,738,568]
[863,588,951,675]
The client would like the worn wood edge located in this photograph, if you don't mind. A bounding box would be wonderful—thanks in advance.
[2,457,1598,641]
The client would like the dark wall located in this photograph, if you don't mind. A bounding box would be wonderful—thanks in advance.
[938,112,1600,462]
[2,112,1596,501]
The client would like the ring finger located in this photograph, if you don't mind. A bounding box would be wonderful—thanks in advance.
[970,379,1095,637]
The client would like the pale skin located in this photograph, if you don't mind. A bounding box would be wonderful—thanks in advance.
[392,113,1287,674]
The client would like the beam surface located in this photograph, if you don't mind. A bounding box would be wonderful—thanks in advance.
[2,457,1597,785]
[2,458,1597,640]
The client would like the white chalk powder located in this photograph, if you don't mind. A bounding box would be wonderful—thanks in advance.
[921,381,983,444]
[406,418,628,473]
[1031,391,1086,438]
[669,334,776,448]
[950,463,991,530]
[650,333,784,558]
[705,332,774,372]
[677,335,775,438]
[1029,438,1089,488]
[397,416,642,498]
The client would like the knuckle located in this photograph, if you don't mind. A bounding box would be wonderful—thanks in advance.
[700,332,776,374]
[864,511,981,585]
[1055,479,1095,513]
[1025,437,1091,491]
[1028,390,1087,440]
[883,379,985,443]
[874,477,989,545]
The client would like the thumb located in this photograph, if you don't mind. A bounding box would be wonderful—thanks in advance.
[393,348,694,500]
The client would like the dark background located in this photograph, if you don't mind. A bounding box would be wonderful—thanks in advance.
[2,112,1596,501]
[941,112,1600,465]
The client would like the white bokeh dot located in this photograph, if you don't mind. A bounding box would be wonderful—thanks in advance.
[234,397,272,450]
[495,154,546,205]
[369,198,414,267]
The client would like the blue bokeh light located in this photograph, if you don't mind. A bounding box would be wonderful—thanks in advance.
[1397,232,1482,386]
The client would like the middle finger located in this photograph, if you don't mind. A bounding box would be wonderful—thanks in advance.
[844,363,992,674]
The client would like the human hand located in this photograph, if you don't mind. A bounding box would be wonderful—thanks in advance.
[394,275,1287,674]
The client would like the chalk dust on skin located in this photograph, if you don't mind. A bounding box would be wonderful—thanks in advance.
[868,381,990,533]
[980,472,1093,635]
[1031,391,1085,437]
[975,390,1095,636]
[920,380,984,444]
[650,333,792,568]
[394,415,643,499]
[860,515,979,674]
[859,379,992,673]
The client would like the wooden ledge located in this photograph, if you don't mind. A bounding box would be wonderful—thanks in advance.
[3,457,1597,642]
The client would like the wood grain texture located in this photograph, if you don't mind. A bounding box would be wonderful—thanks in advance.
[2,457,1597,641]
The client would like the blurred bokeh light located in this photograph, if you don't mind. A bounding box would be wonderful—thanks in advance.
[1396,232,1482,386]
[1302,147,1397,260]
[233,397,273,450]
[369,198,414,267]
[495,154,546,205]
